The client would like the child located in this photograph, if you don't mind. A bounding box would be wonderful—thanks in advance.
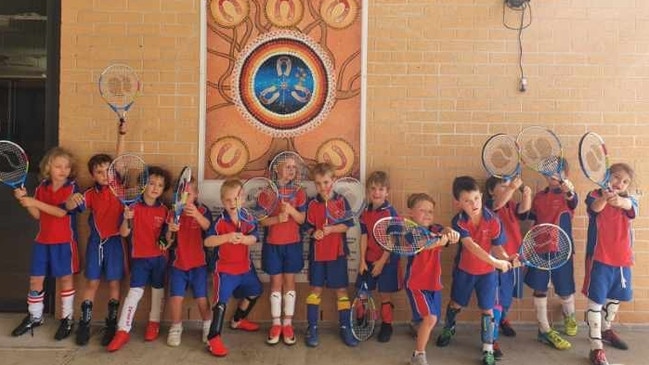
[484,176,532,358]
[582,163,637,365]
[404,193,459,365]
[436,176,513,365]
[204,178,263,357]
[358,171,400,342]
[260,154,307,345]
[11,147,81,340]
[107,166,171,352]
[304,162,357,347]
[525,159,578,350]
[75,121,128,346]
[164,178,213,347]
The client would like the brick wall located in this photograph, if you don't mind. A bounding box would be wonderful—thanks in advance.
[59,0,649,325]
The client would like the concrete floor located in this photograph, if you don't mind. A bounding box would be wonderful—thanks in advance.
[0,313,644,365]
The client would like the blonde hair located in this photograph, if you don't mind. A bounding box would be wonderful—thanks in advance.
[220,178,242,199]
[311,162,335,179]
[407,193,436,209]
[39,147,76,181]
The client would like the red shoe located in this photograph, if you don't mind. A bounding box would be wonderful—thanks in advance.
[266,325,282,345]
[144,321,160,341]
[107,330,130,352]
[282,324,296,345]
[230,319,260,332]
[207,335,228,357]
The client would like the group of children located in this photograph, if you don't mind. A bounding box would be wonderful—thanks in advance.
[9,124,638,365]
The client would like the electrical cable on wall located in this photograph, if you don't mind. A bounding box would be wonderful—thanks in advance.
[502,0,532,92]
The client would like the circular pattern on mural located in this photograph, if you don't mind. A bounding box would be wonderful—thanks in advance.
[232,30,336,138]
[265,0,304,28]
[320,0,359,30]
[208,136,250,176]
[316,138,355,177]
[209,0,250,28]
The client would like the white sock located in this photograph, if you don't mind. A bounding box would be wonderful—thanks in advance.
[60,289,75,319]
[27,291,44,320]
[149,288,164,322]
[603,299,620,331]
[270,291,281,325]
[534,296,551,333]
[202,320,211,343]
[586,300,603,350]
[561,295,575,317]
[118,287,144,332]
[483,343,494,352]
[283,290,296,325]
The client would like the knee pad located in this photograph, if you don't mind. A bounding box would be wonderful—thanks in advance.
[337,296,351,311]
[306,293,321,306]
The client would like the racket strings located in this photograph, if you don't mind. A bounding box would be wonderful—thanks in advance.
[269,151,308,187]
[100,65,140,107]
[520,225,571,270]
[373,219,432,256]
[482,135,520,176]
[580,135,609,184]
[243,178,279,220]
[108,156,147,203]
[0,145,27,182]
[351,291,376,341]
[518,128,562,174]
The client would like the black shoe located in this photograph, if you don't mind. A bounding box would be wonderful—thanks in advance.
[493,341,504,360]
[11,314,43,337]
[101,319,117,346]
[54,317,74,340]
[499,319,516,337]
[377,322,393,343]
[76,320,91,346]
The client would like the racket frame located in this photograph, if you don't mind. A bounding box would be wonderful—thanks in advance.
[516,223,572,271]
[578,132,611,190]
[372,217,443,256]
[350,273,377,341]
[242,176,280,221]
[481,133,521,181]
[98,63,142,126]
[516,126,565,181]
[107,154,148,229]
[0,140,29,189]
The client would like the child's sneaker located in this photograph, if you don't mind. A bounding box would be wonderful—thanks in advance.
[167,325,183,347]
[340,325,359,347]
[107,330,130,352]
[537,329,571,350]
[76,320,91,345]
[101,318,117,346]
[305,325,319,347]
[410,353,429,365]
[493,341,504,360]
[230,319,260,332]
[377,322,393,342]
[11,315,43,337]
[499,318,516,337]
[435,327,455,347]
[144,321,160,341]
[207,335,228,357]
[564,314,578,336]
[589,349,610,365]
[282,324,296,345]
[266,325,282,345]
[602,329,629,350]
[482,351,496,365]
[54,317,74,340]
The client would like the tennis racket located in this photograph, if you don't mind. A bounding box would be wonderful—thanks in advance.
[107,154,148,229]
[515,223,572,271]
[99,64,141,128]
[517,126,565,181]
[578,132,611,191]
[482,133,521,181]
[235,185,256,231]
[372,217,444,256]
[350,273,377,342]
[324,177,366,225]
[0,140,29,190]
[269,151,308,204]
[168,166,192,244]
[242,177,279,220]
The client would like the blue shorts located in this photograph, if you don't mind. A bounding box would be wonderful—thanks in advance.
[356,257,401,293]
[309,256,349,289]
[583,260,632,304]
[130,256,167,289]
[497,267,523,309]
[524,256,575,296]
[450,268,497,310]
[85,235,124,281]
[169,266,208,298]
[213,268,263,303]
[262,242,304,275]
[406,289,441,320]
[30,242,78,278]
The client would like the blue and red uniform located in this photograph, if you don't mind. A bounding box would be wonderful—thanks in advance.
[305,193,354,289]
[30,179,80,277]
[208,211,262,304]
[261,186,307,275]
[82,184,125,281]
[128,199,168,289]
[582,190,638,304]
[524,188,578,295]
[168,202,212,298]
[405,223,445,319]
[450,207,505,310]
[358,201,400,293]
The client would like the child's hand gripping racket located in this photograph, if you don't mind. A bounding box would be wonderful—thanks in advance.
[0,140,29,193]
[107,154,148,230]
[372,217,448,256]
[350,272,377,342]
[99,64,141,128]
[481,133,521,181]
[242,177,279,221]
[578,132,611,191]
[514,223,572,271]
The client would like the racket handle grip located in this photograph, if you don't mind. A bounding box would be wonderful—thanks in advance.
[127,218,132,230]
[170,231,177,242]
